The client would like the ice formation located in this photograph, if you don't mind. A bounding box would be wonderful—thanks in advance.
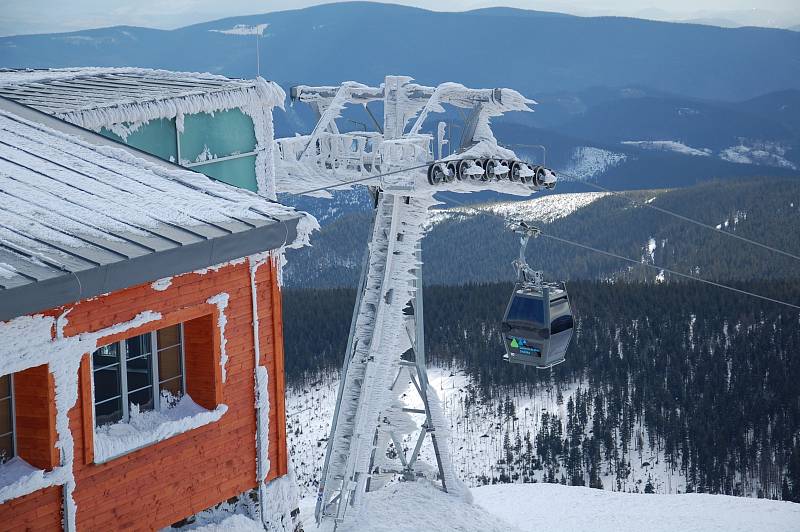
[206,293,230,383]
[274,77,541,200]
[0,107,313,267]
[0,68,286,198]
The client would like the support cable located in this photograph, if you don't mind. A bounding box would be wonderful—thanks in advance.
[437,191,800,311]
[558,172,800,263]
[283,160,800,310]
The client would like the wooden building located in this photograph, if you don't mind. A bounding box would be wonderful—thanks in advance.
[0,96,312,530]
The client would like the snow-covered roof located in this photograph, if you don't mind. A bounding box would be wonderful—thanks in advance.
[0,97,310,322]
[0,67,285,131]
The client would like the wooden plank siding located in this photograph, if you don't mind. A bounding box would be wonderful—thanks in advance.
[0,257,290,531]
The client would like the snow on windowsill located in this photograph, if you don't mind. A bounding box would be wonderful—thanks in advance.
[94,394,227,464]
[0,457,51,504]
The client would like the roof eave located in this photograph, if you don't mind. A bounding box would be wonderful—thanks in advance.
[0,216,299,322]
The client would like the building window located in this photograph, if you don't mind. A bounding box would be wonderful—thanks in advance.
[92,324,185,427]
[0,374,13,464]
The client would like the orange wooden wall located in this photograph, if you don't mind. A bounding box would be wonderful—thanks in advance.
[0,257,289,531]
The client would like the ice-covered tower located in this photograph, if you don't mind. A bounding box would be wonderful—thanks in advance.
[277,75,555,525]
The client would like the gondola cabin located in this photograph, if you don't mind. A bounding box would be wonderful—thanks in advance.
[502,283,574,368]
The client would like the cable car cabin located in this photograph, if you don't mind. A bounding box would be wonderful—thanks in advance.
[501,283,574,368]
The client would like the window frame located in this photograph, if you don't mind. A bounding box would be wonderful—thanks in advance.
[0,373,16,464]
[91,324,187,426]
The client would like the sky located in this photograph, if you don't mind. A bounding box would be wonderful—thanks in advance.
[1,0,799,37]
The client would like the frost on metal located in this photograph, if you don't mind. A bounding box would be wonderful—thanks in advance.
[206,293,230,383]
[426,383,472,503]
[294,76,558,524]
[275,76,538,200]
[317,194,438,516]
[0,310,161,524]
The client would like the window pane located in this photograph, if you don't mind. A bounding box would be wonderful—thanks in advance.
[0,397,11,436]
[159,377,183,399]
[93,366,121,404]
[158,346,182,384]
[128,386,154,413]
[0,375,9,398]
[126,353,153,393]
[126,333,152,359]
[157,325,181,349]
[95,396,123,427]
[93,343,120,369]
[506,295,545,324]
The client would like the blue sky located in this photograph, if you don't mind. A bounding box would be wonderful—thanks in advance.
[1,0,798,36]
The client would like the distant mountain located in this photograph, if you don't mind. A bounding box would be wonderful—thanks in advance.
[557,95,797,151]
[1,2,799,101]
[739,90,800,136]
[489,88,800,180]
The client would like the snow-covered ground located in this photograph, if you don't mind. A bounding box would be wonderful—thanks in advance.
[620,139,797,170]
[621,140,712,157]
[558,146,627,180]
[720,143,797,169]
[474,483,800,532]
[427,191,609,228]
[287,369,800,531]
[294,479,800,532]
[287,366,687,503]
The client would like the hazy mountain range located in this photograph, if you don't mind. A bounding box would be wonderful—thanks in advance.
[2,2,798,200]
[2,2,799,101]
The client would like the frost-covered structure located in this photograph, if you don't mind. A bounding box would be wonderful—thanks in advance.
[282,76,557,525]
[0,96,312,530]
[0,67,285,197]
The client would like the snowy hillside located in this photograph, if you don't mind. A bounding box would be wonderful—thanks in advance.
[559,146,626,180]
[289,366,685,502]
[427,191,609,229]
[622,139,797,170]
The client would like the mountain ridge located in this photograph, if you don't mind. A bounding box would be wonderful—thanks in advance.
[2,2,799,101]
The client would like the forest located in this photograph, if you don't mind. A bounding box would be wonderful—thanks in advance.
[283,280,800,501]
[284,177,800,288]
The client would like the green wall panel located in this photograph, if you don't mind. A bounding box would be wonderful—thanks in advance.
[100,118,178,163]
[192,155,258,192]
[179,109,257,164]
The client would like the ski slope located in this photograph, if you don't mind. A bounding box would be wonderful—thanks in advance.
[294,480,800,532]
[473,483,800,532]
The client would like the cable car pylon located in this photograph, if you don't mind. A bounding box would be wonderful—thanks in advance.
[275,76,557,526]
